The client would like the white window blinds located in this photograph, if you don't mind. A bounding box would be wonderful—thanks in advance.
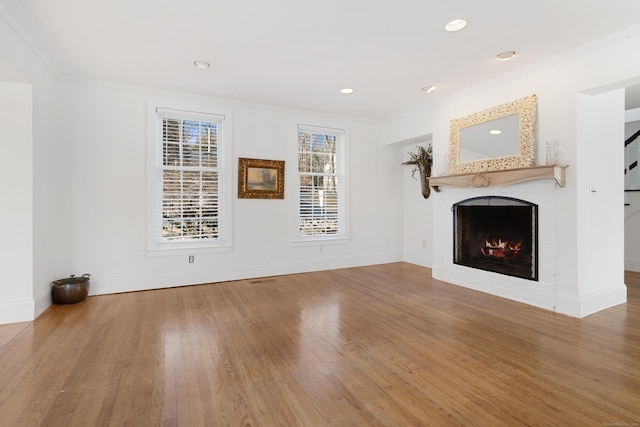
[297,124,346,238]
[157,109,225,242]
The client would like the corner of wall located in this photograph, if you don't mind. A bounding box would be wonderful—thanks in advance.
[33,285,52,319]
[625,257,640,272]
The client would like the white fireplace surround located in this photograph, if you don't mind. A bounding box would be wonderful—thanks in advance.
[432,179,559,312]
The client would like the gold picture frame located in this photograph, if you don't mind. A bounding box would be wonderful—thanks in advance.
[449,94,537,175]
[238,158,285,199]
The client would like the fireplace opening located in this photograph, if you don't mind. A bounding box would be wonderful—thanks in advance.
[453,196,538,281]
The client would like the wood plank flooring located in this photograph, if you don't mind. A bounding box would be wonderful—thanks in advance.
[0,263,639,426]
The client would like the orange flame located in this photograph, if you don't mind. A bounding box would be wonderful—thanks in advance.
[481,239,522,259]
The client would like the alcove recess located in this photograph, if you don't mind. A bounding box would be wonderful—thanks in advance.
[428,164,567,192]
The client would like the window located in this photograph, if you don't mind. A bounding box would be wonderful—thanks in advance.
[147,102,231,253]
[297,124,346,240]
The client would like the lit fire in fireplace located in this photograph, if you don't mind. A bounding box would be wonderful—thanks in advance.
[481,239,522,259]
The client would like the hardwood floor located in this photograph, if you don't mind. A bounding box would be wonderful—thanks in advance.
[0,263,639,426]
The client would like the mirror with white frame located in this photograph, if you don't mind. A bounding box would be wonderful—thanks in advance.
[448,94,537,175]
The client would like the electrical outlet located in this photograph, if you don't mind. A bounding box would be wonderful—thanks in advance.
[189,255,194,263]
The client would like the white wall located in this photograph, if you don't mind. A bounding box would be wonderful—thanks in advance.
[388,137,435,267]
[573,90,626,316]
[400,154,434,267]
[0,81,33,323]
[0,10,69,323]
[383,28,640,317]
[58,82,403,295]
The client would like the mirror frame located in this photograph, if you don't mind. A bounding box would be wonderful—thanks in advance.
[448,94,537,175]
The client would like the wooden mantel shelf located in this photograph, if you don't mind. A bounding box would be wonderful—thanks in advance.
[429,164,567,191]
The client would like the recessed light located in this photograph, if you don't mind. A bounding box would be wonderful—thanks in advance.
[445,19,467,32]
[340,88,354,95]
[489,129,502,135]
[496,51,516,61]
[422,85,437,94]
[193,60,211,69]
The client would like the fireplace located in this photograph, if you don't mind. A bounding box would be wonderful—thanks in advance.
[453,196,538,281]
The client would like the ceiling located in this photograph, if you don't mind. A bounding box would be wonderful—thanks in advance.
[1,0,640,119]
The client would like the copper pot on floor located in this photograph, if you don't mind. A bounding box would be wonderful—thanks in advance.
[52,274,90,304]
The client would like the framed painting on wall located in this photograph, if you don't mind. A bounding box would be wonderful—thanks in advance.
[238,158,285,199]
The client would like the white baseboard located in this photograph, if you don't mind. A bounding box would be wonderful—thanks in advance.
[625,257,640,272]
[89,253,402,296]
[556,284,627,318]
[0,298,34,324]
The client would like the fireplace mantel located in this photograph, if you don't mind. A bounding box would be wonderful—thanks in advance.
[429,164,567,192]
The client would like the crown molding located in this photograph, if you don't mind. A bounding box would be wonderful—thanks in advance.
[502,23,640,82]
[60,75,377,124]
[0,3,60,78]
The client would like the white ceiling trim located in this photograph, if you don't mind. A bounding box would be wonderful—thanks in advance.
[0,2,59,78]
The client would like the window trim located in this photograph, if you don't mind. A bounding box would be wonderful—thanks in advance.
[293,122,349,244]
[145,99,233,256]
